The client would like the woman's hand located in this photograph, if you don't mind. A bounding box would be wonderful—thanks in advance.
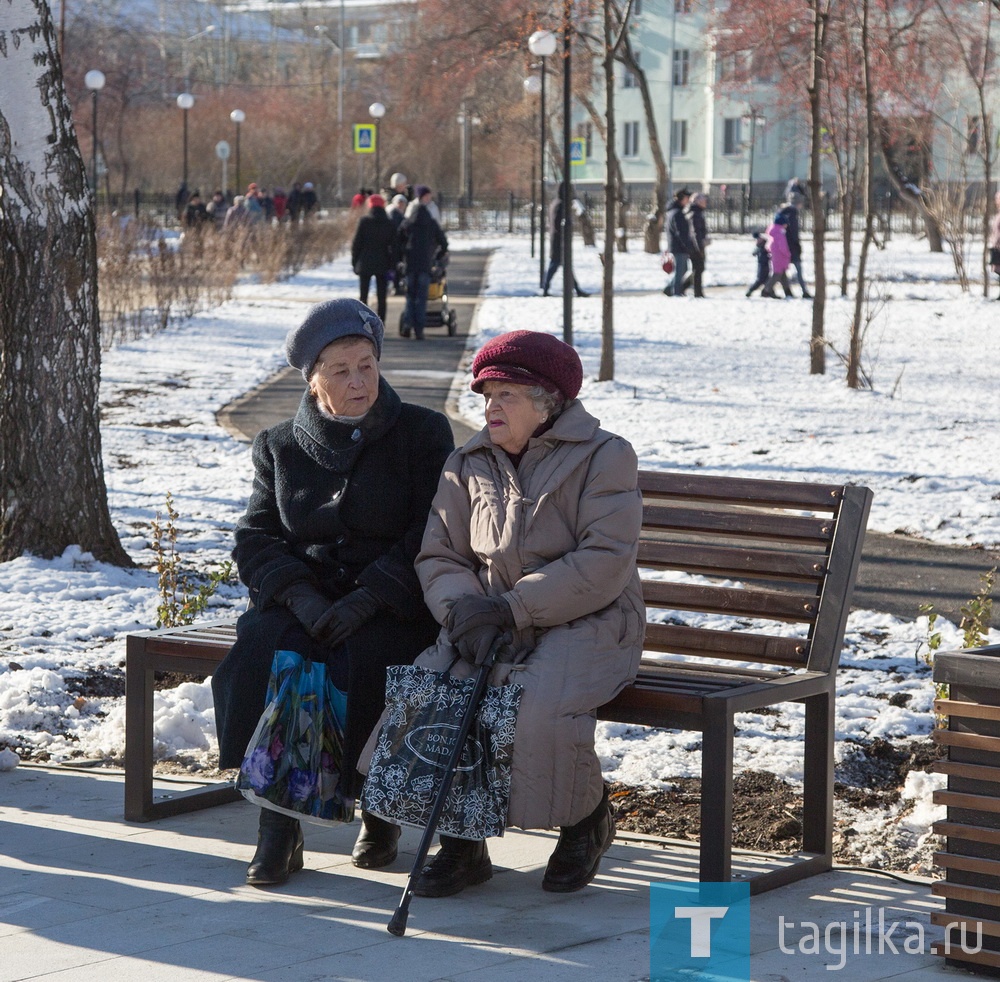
[315,587,385,647]
[446,595,515,667]
[455,624,505,666]
[275,582,335,638]
[446,595,514,641]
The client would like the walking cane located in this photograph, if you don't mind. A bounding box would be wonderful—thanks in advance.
[387,634,509,937]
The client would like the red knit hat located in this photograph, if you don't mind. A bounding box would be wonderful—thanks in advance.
[367,193,386,208]
[471,330,583,402]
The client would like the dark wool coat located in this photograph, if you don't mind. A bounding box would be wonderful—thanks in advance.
[687,204,708,256]
[212,378,454,795]
[351,207,398,277]
[665,200,693,255]
[399,205,448,275]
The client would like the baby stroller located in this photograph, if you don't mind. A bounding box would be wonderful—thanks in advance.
[399,252,458,337]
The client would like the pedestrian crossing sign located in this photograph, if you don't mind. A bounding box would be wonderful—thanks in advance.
[570,139,585,165]
[354,124,376,154]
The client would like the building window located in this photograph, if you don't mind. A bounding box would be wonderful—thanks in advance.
[723,117,744,156]
[671,120,688,158]
[673,49,690,87]
[623,51,640,89]
[675,0,691,12]
[583,122,594,159]
[623,121,640,158]
[967,116,981,155]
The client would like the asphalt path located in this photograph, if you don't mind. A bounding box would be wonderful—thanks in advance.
[217,250,998,627]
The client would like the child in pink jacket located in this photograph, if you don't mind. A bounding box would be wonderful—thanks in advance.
[762,213,793,298]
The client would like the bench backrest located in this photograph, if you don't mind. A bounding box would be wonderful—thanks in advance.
[636,470,873,676]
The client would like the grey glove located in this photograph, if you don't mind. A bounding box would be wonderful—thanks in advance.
[275,582,335,639]
[446,594,514,645]
[313,587,385,647]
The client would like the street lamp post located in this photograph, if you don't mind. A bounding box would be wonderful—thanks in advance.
[560,1,574,345]
[230,109,245,193]
[528,30,556,292]
[369,102,386,189]
[743,108,766,215]
[523,74,542,260]
[315,17,346,202]
[457,105,482,206]
[84,69,105,203]
[177,92,195,192]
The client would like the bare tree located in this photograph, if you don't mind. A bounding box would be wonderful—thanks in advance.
[807,0,831,375]
[613,21,668,254]
[848,0,877,390]
[597,0,633,381]
[0,0,129,565]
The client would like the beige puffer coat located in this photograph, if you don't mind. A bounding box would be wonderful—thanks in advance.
[414,399,645,830]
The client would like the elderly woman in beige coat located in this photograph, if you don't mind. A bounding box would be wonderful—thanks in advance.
[396,329,645,899]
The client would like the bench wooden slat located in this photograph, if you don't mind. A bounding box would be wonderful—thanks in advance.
[642,579,818,624]
[644,621,808,667]
[643,502,834,543]
[637,540,826,582]
[637,471,845,511]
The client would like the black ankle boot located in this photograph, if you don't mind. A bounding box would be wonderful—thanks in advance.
[542,789,616,893]
[351,811,401,869]
[413,835,492,898]
[246,808,304,886]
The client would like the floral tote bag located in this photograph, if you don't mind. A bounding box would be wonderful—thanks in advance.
[360,663,523,840]
[236,649,355,826]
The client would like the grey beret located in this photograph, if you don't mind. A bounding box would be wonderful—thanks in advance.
[284,298,384,379]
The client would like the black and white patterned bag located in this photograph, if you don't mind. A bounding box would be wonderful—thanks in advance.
[360,663,522,840]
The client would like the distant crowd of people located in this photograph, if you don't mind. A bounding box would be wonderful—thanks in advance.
[177,181,320,233]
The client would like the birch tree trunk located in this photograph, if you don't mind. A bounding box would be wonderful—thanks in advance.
[0,0,130,565]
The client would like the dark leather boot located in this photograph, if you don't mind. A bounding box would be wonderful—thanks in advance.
[412,835,492,898]
[246,808,304,886]
[351,811,401,869]
[542,789,616,893]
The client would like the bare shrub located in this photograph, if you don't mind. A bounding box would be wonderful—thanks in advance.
[96,214,351,348]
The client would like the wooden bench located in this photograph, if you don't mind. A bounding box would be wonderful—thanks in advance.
[124,469,872,895]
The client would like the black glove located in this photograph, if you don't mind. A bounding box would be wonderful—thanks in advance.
[275,582,334,639]
[446,594,514,644]
[313,587,385,647]
[455,624,505,667]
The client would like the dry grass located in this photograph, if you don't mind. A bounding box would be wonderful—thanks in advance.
[96,213,352,349]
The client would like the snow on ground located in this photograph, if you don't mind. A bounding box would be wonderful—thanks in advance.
[1,231,997,872]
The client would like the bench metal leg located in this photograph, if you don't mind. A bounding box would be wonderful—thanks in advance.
[802,689,835,862]
[124,638,156,822]
[699,705,734,883]
[124,635,240,822]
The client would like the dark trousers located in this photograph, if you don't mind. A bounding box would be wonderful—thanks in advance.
[359,273,388,322]
[543,255,582,295]
[746,272,769,295]
[763,271,793,297]
[682,252,706,297]
[405,270,431,338]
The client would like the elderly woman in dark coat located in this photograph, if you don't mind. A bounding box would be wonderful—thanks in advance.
[212,298,454,887]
